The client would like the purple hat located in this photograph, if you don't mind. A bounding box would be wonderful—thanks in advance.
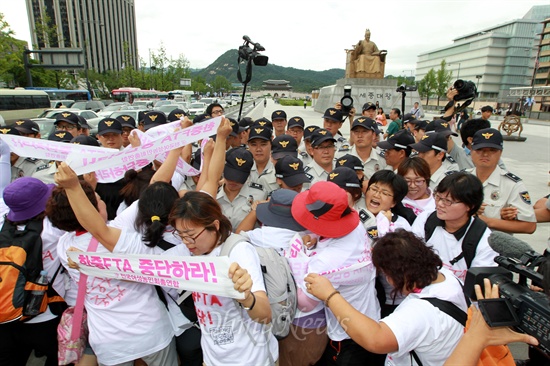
[3,177,55,221]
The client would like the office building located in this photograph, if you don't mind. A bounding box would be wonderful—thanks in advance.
[25,0,138,73]
[415,5,550,104]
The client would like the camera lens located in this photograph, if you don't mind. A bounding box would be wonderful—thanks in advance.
[454,80,465,90]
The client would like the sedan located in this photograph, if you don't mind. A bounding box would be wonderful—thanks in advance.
[97,102,131,117]
[188,102,207,116]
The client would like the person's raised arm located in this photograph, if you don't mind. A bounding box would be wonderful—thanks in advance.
[0,140,11,196]
[55,162,121,251]
[305,273,398,354]
[478,215,536,234]
[197,117,232,197]
[229,262,272,324]
[442,87,459,120]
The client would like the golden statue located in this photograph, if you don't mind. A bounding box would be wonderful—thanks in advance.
[346,29,387,79]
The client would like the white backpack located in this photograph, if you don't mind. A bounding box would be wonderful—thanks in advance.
[220,233,297,339]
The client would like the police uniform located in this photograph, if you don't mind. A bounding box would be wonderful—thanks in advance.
[10,156,45,182]
[349,145,386,180]
[178,176,197,192]
[429,163,458,190]
[353,198,376,228]
[334,134,351,159]
[298,150,313,167]
[250,161,278,195]
[467,166,536,223]
[304,159,335,187]
[31,161,57,184]
[442,154,459,172]
[217,183,267,230]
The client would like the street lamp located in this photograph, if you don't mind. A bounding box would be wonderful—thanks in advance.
[475,75,482,90]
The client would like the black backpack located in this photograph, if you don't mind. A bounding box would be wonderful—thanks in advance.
[424,211,487,268]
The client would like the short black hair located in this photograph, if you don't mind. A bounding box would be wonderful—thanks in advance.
[481,106,493,113]
[460,118,491,146]
[206,103,223,116]
[391,108,401,118]
[367,170,408,204]
[435,172,483,216]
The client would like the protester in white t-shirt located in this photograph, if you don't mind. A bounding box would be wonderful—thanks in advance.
[397,156,435,217]
[291,181,385,365]
[305,229,468,366]
[412,172,498,282]
[165,190,277,366]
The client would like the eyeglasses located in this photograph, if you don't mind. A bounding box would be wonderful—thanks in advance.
[405,178,426,186]
[367,185,394,198]
[172,227,207,244]
[433,193,461,207]
[56,124,76,131]
[313,144,335,151]
[211,109,224,115]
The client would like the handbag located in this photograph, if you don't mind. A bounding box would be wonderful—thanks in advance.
[58,236,98,365]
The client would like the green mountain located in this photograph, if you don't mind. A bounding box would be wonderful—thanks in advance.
[191,50,344,93]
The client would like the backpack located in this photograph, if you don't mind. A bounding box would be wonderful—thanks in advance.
[0,219,66,323]
[424,211,487,268]
[220,233,297,340]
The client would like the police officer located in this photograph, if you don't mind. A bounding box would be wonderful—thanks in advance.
[274,155,310,193]
[2,124,46,182]
[115,115,137,148]
[286,116,305,152]
[304,128,336,186]
[217,147,267,229]
[247,126,274,195]
[32,131,73,184]
[467,128,536,234]
[298,125,318,167]
[424,119,460,171]
[271,110,287,137]
[349,117,386,179]
[54,111,82,137]
[377,129,414,171]
[322,108,350,158]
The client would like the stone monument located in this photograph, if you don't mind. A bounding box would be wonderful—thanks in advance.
[314,29,420,116]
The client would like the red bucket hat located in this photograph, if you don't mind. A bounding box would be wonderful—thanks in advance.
[291,181,359,238]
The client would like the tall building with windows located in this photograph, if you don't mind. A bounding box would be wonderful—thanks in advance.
[25,0,138,73]
[415,5,550,104]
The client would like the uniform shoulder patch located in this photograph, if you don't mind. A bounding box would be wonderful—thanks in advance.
[338,144,350,152]
[444,170,457,176]
[300,151,308,157]
[304,166,311,172]
[25,158,39,163]
[35,164,50,172]
[337,136,346,143]
[366,226,378,240]
[504,172,521,183]
[249,182,263,190]
[519,191,531,205]
[446,155,456,163]
[358,209,371,223]
[305,173,313,181]
[379,150,386,158]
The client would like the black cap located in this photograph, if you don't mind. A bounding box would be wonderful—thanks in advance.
[351,117,377,132]
[48,131,73,142]
[327,167,362,189]
[335,154,364,171]
[414,120,428,131]
[303,125,320,141]
[97,118,123,136]
[70,135,100,146]
[228,118,243,137]
[362,102,376,111]
[287,116,305,129]
[239,117,254,131]
[143,111,167,130]
[224,148,254,184]
[409,132,447,153]
[323,108,344,123]
[248,126,272,142]
[310,128,336,147]
[253,117,272,130]
[193,113,209,124]
[76,115,90,130]
[472,128,503,151]
[167,109,187,122]
[0,126,21,135]
[426,119,458,137]
[271,110,287,121]
[115,115,136,129]
[275,155,310,187]
[377,130,415,150]
[55,111,80,126]
[402,113,415,124]
[272,135,298,160]
[13,119,40,134]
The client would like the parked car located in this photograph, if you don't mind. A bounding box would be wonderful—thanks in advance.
[50,99,75,108]
[97,102,131,117]
[71,100,106,113]
[198,97,217,106]
[188,102,207,116]
[132,100,154,109]
[154,100,172,108]
[153,104,187,116]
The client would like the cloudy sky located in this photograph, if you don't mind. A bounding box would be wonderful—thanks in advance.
[3,0,548,76]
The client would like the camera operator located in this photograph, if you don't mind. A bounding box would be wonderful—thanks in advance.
[444,278,539,366]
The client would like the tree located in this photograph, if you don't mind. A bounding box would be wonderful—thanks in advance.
[435,60,452,106]
[0,13,25,86]
[418,69,437,106]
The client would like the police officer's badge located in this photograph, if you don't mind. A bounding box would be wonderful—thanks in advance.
[519,191,531,205]
[490,190,500,201]
[366,226,378,240]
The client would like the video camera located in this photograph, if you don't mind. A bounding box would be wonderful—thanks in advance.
[464,251,550,355]
[396,84,417,92]
[238,35,268,66]
[340,85,353,115]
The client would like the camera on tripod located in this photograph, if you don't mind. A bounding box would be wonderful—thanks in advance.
[464,251,550,355]
[340,85,354,115]
[238,35,268,66]
[396,83,417,92]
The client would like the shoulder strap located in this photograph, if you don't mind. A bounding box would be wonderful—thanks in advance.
[219,233,248,257]
[410,350,423,366]
[420,297,467,326]
[423,211,440,242]
[461,217,487,268]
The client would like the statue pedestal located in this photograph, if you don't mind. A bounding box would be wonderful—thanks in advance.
[314,78,422,116]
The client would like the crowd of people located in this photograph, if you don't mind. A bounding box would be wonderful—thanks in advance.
[0,87,548,366]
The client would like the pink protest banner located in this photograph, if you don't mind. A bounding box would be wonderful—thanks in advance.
[66,117,221,182]
[0,134,114,162]
[67,250,245,299]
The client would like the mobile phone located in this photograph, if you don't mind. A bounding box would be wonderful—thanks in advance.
[478,298,520,327]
